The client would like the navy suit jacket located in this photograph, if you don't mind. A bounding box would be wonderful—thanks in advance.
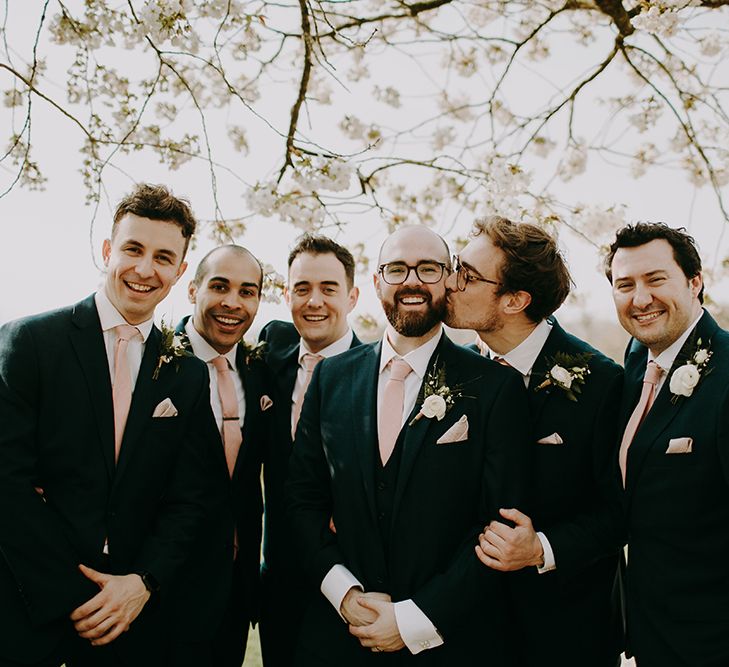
[621,310,729,666]
[503,319,625,667]
[287,333,530,665]
[164,316,271,637]
[0,295,218,664]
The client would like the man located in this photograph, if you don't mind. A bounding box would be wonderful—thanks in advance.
[444,215,625,667]
[287,225,530,665]
[167,245,271,666]
[258,233,361,667]
[606,222,729,666]
[0,184,219,667]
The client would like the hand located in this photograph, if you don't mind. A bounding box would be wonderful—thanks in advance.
[340,588,391,627]
[475,508,544,572]
[349,597,405,652]
[70,564,151,645]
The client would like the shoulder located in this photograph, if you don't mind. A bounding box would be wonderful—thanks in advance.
[550,324,622,381]
[259,320,299,345]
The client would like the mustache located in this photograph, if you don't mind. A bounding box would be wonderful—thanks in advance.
[394,287,431,301]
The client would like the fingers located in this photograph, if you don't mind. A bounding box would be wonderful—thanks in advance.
[363,591,391,602]
[475,544,507,571]
[499,507,530,526]
[90,621,127,646]
[70,591,104,622]
[356,595,386,613]
[486,520,513,540]
[78,564,108,587]
[76,612,117,640]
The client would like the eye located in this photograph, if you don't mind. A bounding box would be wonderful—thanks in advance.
[156,254,173,265]
[615,282,632,292]
[649,276,665,284]
[294,287,309,297]
[418,263,439,276]
[323,286,337,295]
[241,288,258,298]
[386,264,406,275]
[210,283,227,292]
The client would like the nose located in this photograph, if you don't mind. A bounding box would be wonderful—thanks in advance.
[135,253,154,278]
[444,270,457,293]
[632,282,653,309]
[307,290,324,307]
[402,267,421,286]
[221,291,241,309]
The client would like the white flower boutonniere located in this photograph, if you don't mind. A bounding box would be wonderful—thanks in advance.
[669,338,712,402]
[409,356,472,426]
[153,323,193,380]
[535,352,592,402]
[240,339,267,365]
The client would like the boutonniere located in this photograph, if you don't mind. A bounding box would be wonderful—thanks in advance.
[153,322,193,380]
[535,352,592,402]
[669,338,712,402]
[409,356,471,425]
[239,339,267,365]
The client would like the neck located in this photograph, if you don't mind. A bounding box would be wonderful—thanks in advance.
[479,317,538,356]
[387,324,441,356]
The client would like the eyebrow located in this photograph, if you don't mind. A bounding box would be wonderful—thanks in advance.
[293,280,341,288]
[209,276,260,289]
[615,269,667,282]
[123,239,178,262]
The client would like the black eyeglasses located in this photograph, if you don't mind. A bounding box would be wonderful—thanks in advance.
[378,261,449,285]
[453,255,500,292]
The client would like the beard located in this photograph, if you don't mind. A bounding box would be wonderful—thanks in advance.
[444,295,502,334]
[382,287,446,337]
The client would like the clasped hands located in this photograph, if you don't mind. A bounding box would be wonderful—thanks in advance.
[475,508,545,571]
[69,564,150,646]
[341,588,405,653]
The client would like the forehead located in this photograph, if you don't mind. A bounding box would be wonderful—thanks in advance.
[380,230,448,264]
[201,249,260,284]
[611,238,681,280]
[289,252,347,283]
[461,234,502,268]
[112,213,186,252]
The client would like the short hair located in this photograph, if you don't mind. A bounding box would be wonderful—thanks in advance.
[473,215,572,322]
[113,183,196,257]
[193,245,264,290]
[604,222,704,302]
[288,233,356,290]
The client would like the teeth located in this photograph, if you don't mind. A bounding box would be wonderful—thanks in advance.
[635,311,663,323]
[214,316,242,325]
[401,297,425,304]
[304,315,326,321]
[126,282,153,293]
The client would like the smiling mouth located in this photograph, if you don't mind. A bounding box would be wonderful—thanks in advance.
[399,296,427,306]
[633,310,665,324]
[212,314,244,327]
[303,314,327,322]
[125,281,154,294]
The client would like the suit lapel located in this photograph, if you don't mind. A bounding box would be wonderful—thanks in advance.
[350,343,380,525]
[114,327,160,482]
[234,346,266,480]
[526,321,564,424]
[70,296,115,481]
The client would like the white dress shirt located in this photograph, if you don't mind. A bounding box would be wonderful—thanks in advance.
[95,289,153,389]
[481,319,557,573]
[291,329,354,432]
[185,319,245,432]
[321,326,444,655]
[648,309,705,394]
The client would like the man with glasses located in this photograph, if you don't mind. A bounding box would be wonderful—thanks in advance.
[287,225,531,664]
[444,216,625,667]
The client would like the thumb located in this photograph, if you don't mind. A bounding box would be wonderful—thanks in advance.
[78,563,109,587]
[357,595,385,612]
[499,507,530,526]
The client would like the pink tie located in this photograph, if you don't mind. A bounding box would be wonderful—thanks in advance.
[112,324,139,463]
[212,356,242,478]
[619,361,664,486]
[378,358,413,466]
[292,353,323,438]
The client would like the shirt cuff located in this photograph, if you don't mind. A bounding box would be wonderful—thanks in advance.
[394,599,444,654]
[321,564,363,622]
[536,531,556,573]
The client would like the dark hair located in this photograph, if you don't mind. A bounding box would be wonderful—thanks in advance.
[113,183,196,256]
[193,245,264,289]
[474,215,572,322]
[288,233,356,290]
[604,222,703,303]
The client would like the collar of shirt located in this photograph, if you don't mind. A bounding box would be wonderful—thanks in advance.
[95,289,153,342]
[298,328,354,365]
[649,308,705,372]
[488,319,552,380]
[185,318,238,371]
[379,325,443,380]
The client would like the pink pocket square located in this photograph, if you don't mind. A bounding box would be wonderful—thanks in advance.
[537,432,563,445]
[260,395,273,412]
[666,437,693,454]
[153,397,178,418]
[436,415,469,444]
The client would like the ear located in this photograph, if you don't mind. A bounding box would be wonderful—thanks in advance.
[346,286,360,313]
[502,290,532,316]
[101,239,111,267]
[188,280,197,304]
[689,273,702,299]
[283,285,291,307]
[172,261,187,285]
[373,273,382,300]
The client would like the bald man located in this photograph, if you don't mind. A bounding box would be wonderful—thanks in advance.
[287,226,530,665]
